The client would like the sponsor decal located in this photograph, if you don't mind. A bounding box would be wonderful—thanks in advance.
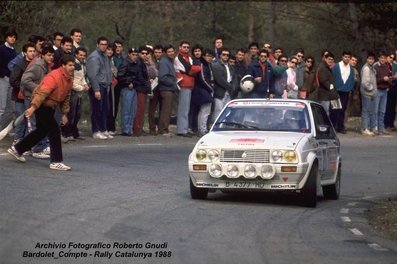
[230,138,264,143]
[294,102,306,107]
[270,184,296,189]
[196,182,219,187]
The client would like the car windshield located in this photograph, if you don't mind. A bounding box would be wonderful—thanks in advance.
[212,101,311,133]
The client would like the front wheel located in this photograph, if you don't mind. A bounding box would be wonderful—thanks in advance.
[301,163,318,208]
[190,178,208,200]
[323,165,341,200]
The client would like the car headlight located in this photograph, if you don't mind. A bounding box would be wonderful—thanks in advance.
[196,149,207,161]
[244,164,257,178]
[271,150,283,162]
[284,151,297,162]
[227,165,239,178]
[271,150,298,163]
[207,150,219,162]
[261,164,274,179]
[209,164,222,178]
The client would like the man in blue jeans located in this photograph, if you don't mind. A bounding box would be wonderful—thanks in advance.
[360,52,377,136]
[373,51,393,135]
[116,48,146,136]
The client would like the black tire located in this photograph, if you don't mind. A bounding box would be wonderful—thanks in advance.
[190,178,208,200]
[323,165,341,200]
[301,163,318,208]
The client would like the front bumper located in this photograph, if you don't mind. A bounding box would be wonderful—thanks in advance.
[189,162,311,191]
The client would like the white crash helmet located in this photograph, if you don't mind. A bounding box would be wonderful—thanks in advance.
[240,74,255,93]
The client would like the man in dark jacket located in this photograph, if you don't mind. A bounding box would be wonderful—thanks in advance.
[157,45,178,136]
[316,52,337,116]
[373,51,393,135]
[211,47,238,123]
[53,36,73,69]
[0,30,17,129]
[117,48,149,136]
[246,49,275,99]
[9,42,36,143]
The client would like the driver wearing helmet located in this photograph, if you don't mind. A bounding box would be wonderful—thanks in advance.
[284,110,304,130]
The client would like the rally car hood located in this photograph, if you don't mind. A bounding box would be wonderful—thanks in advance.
[196,131,307,150]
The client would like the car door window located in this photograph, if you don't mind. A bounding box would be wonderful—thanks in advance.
[311,104,336,139]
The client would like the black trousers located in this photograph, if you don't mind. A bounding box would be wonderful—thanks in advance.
[15,106,63,163]
[61,91,82,138]
[107,84,121,132]
[330,91,350,131]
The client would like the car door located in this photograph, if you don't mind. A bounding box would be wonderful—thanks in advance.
[310,103,339,180]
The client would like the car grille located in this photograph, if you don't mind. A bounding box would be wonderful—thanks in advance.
[220,149,270,163]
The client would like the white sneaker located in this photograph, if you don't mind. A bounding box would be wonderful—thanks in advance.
[12,139,21,146]
[49,162,71,171]
[361,129,374,136]
[61,136,70,143]
[32,151,50,159]
[23,150,32,156]
[43,146,51,155]
[103,131,114,139]
[108,131,116,136]
[93,132,107,140]
[8,146,26,162]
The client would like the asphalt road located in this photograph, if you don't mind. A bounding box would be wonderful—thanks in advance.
[0,131,397,264]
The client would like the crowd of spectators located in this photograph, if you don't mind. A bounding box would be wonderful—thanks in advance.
[1,29,396,156]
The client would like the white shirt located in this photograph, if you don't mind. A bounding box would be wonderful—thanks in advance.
[339,61,350,84]
[5,42,14,49]
[224,63,231,83]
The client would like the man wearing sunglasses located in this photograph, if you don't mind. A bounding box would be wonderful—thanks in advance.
[211,47,238,123]
[246,49,275,99]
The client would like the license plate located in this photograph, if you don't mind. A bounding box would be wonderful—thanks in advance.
[224,181,266,189]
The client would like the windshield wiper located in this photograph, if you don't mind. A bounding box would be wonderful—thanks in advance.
[216,121,249,128]
[216,121,264,130]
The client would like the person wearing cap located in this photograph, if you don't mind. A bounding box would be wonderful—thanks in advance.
[133,46,152,136]
[117,47,149,136]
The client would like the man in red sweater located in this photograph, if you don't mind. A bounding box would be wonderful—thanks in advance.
[8,55,75,171]
[174,41,201,137]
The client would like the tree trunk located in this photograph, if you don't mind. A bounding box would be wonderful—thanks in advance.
[248,13,254,43]
[268,0,276,45]
[346,1,364,118]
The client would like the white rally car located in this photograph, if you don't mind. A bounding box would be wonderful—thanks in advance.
[188,99,341,207]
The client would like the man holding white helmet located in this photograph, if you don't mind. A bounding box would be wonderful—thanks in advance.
[245,49,275,98]
[240,74,255,93]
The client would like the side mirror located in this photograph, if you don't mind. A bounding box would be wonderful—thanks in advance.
[317,125,330,134]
